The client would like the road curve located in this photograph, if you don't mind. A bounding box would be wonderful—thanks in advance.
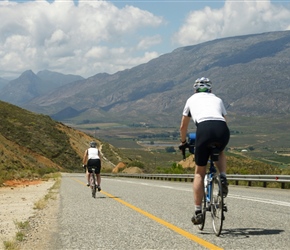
[54,173,290,250]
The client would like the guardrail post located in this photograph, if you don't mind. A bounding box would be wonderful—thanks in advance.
[281,183,285,189]
[248,181,252,187]
[263,182,267,188]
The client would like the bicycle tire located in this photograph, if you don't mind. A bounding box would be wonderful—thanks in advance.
[211,175,224,236]
[90,173,96,198]
[198,192,207,231]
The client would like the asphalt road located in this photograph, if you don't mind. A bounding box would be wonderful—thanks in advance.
[54,173,290,250]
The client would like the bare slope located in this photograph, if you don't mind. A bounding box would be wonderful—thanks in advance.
[0,101,114,185]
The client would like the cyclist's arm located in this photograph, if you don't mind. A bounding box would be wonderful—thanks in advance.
[83,149,88,165]
[180,115,191,143]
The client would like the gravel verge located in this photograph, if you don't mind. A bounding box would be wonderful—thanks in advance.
[0,179,59,250]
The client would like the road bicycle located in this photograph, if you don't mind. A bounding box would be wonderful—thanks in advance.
[89,167,97,198]
[180,132,227,236]
[199,146,228,236]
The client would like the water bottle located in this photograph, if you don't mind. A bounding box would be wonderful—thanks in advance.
[204,175,208,194]
[188,132,196,154]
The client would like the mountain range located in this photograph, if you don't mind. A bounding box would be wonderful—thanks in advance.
[0,77,8,90]
[1,30,290,127]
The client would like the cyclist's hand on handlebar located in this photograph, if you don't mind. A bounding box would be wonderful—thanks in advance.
[179,142,189,160]
[178,142,189,151]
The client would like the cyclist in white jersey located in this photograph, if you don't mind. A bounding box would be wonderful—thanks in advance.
[82,141,102,191]
[179,77,230,225]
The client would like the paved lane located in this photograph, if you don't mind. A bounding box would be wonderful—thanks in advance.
[55,174,290,249]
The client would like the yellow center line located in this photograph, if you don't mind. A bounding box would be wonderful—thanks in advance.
[72,177,223,250]
[102,190,223,250]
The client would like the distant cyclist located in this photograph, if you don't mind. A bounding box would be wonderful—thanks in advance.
[179,77,230,225]
[83,141,102,191]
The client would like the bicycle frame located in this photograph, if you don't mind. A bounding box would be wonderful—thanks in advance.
[204,161,217,207]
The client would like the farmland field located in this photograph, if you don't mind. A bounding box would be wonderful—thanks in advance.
[69,114,290,170]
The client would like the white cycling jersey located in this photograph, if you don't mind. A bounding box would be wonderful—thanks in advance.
[88,148,100,159]
[182,92,227,124]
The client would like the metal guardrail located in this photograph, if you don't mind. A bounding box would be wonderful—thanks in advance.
[102,173,290,189]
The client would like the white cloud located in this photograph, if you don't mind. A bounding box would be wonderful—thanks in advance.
[0,0,164,79]
[1,0,290,80]
[172,0,290,46]
[137,35,162,50]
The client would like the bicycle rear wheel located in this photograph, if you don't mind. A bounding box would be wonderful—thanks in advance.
[211,175,224,236]
[198,192,207,231]
[90,173,96,198]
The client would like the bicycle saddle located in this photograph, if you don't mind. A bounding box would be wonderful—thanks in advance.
[207,142,221,161]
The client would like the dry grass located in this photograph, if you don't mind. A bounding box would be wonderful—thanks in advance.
[34,174,61,210]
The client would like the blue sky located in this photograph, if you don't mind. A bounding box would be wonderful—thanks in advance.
[1,0,290,79]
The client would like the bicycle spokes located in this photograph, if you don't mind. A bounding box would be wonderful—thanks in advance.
[211,176,224,236]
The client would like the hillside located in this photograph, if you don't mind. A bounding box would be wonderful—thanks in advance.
[7,30,289,127]
[0,101,117,185]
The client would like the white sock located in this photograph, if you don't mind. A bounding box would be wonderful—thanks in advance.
[195,205,201,212]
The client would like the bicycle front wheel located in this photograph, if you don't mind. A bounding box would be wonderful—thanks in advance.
[211,175,224,236]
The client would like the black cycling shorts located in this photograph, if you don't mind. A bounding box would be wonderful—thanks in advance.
[87,159,101,174]
[194,120,230,166]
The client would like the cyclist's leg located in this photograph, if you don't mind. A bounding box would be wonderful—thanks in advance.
[193,165,206,208]
[215,150,226,174]
[192,126,211,224]
[96,174,101,185]
[194,121,212,209]
[87,167,93,186]
[213,122,230,197]
[216,152,228,197]
[191,165,206,224]
[191,122,214,224]
[212,121,230,197]
[95,159,101,191]
[86,167,90,186]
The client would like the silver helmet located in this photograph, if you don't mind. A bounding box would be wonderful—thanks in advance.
[193,77,212,92]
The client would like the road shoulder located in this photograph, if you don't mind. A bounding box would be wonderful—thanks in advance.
[0,179,58,250]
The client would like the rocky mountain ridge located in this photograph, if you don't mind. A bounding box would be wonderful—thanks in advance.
[1,31,290,126]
